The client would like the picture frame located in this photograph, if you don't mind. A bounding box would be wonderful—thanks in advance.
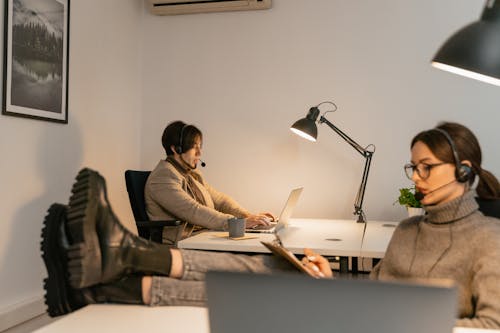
[2,0,70,124]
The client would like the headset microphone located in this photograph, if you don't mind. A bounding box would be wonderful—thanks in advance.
[414,191,425,201]
[414,179,457,201]
[200,160,206,167]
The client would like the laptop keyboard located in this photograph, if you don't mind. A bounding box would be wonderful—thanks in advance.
[248,222,277,231]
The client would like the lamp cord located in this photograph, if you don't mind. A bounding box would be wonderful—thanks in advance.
[364,144,376,154]
[408,185,468,276]
[316,101,337,116]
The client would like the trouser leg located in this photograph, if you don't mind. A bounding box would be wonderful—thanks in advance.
[180,249,295,281]
[149,250,296,306]
[150,278,206,306]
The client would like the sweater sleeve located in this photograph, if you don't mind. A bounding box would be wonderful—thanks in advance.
[455,222,500,329]
[146,166,233,230]
[204,180,251,218]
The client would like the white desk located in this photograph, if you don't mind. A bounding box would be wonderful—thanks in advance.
[278,218,364,257]
[34,305,209,333]
[179,218,380,273]
[177,229,276,253]
[179,218,364,256]
[361,220,398,258]
[34,304,498,333]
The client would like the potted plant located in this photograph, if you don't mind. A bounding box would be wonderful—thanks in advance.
[397,186,424,217]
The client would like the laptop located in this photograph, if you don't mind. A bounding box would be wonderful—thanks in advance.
[245,187,303,233]
[206,271,457,333]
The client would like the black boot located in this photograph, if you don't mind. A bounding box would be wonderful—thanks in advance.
[41,204,144,317]
[66,168,173,289]
[41,203,87,316]
[81,275,144,305]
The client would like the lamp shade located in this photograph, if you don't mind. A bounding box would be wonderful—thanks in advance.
[290,107,320,142]
[431,1,500,86]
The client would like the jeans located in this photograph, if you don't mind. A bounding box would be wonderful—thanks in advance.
[149,249,295,306]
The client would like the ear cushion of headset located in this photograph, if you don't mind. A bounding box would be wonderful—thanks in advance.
[457,164,471,182]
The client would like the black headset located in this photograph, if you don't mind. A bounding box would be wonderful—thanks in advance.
[175,124,188,154]
[434,128,471,183]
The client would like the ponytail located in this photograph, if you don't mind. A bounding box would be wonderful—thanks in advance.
[476,168,500,200]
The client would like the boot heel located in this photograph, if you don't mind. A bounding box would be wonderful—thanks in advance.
[41,204,75,317]
[66,168,103,288]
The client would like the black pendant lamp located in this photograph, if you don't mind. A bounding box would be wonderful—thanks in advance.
[431,0,500,86]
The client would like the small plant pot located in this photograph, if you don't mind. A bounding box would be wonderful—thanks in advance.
[407,207,424,217]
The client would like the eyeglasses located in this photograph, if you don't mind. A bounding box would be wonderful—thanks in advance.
[404,162,447,180]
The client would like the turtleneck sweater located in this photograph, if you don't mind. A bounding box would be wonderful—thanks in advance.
[370,191,500,329]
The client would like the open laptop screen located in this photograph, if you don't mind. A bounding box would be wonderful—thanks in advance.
[246,187,303,233]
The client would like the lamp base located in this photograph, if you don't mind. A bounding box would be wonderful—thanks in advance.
[356,214,366,223]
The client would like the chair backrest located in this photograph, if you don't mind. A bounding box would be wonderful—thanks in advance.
[124,170,151,222]
[477,198,500,219]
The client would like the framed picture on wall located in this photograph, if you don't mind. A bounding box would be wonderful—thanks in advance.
[2,0,70,124]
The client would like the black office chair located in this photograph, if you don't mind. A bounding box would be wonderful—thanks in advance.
[477,197,500,219]
[125,170,184,245]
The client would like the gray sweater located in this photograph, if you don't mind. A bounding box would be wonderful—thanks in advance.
[371,191,500,329]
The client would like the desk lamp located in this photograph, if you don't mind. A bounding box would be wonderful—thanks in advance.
[432,0,500,86]
[290,101,375,223]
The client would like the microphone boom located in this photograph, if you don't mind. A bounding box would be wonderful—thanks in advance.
[414,179,456,201]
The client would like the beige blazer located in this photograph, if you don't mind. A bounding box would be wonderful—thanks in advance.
[145,160,250,241]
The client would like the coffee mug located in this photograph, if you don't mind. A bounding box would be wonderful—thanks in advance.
[228,218,245,238]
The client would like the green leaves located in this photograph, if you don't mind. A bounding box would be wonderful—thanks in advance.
[397,187,422,208]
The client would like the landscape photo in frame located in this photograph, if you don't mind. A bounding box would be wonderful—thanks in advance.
[2,0,69,123]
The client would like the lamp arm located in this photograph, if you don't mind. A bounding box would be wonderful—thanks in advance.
[354,152,373,223]
[319,115,374,223]
[319,116,369,157]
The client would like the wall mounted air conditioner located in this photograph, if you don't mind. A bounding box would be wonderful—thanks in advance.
[146,0,272,16]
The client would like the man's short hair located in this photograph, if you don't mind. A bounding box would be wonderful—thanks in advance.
[162,121,203,156]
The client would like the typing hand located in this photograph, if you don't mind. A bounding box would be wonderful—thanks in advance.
[259,212,277,222]
[301,248,333,279]
[245,214,272,229]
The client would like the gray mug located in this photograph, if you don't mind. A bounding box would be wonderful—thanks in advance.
[228,218,245,238]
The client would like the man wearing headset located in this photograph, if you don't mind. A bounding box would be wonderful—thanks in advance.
[145,121,274,245]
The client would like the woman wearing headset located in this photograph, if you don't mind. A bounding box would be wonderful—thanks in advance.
[145,121,274,244]
[370,122,500,328]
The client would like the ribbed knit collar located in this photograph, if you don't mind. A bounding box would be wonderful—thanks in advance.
[423,190,478,224]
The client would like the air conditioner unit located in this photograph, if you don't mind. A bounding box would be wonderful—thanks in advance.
[146,0,272,16]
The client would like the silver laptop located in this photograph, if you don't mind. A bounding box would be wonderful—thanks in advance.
[246,187,303,233]
[206,271,457,333]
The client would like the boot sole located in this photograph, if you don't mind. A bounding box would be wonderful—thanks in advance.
[41,203,79,317]
[66,168,103,288]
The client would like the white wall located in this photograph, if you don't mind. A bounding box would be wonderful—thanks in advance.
[2,0,500,329]
[141,0,500,222]
[0,0,142,329]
